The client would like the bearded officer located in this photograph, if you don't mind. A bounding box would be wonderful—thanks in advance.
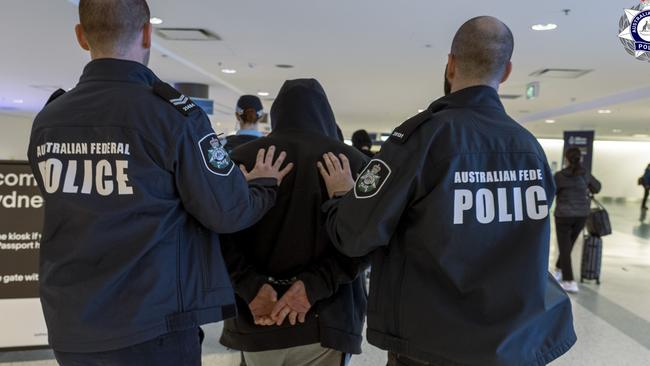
[317,16,576,366]
[27,1,292,365]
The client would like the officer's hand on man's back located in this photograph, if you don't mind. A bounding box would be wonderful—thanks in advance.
[240,146,294,185]
[317,152,355,198]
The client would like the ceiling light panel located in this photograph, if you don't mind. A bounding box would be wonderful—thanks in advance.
[155,28,222,41]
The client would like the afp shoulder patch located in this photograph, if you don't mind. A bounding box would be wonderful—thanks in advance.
[354,159,391,199]
[153,81,199,116]
[198,133,234,176]
[389,109,433,144]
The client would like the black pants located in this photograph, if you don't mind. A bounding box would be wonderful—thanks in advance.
[387,352,430,366]
[643,187,649,209]
[555,216,588,282]
[54,328,202,366]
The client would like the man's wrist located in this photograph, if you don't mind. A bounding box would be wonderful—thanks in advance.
[332,190,350,198]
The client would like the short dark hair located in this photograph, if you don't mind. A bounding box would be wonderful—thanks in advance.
[79,0,150,54]
[450,16,514,82]
[352,129,372,149]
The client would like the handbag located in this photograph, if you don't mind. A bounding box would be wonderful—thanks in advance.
[586,196,612,237]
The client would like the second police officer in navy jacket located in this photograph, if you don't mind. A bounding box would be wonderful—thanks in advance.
[317,16,576,366]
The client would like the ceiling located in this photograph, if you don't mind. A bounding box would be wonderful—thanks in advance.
[1,0,649,139]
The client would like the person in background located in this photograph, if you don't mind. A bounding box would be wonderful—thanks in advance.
[553,147,602,293]
[219,79,369,366]
[351,129,375,158]
[639,163,650,210]
[224,95,265,154]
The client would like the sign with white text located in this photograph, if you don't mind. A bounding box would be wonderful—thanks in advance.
[0,161,48,349]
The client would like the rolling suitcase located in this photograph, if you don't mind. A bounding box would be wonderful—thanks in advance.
[580,234,602,284]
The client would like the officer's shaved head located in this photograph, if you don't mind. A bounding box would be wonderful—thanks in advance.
[78,0,150,55]
[450,16,514,83]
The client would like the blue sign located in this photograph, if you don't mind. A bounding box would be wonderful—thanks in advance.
[563,131,595,174]
[193,98,214,115]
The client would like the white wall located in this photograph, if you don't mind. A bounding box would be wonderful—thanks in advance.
[2,115,647,200]
[539,138,650,201]
[0,113,33,161]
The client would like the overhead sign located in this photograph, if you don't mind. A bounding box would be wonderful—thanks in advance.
[0,161,48,349]
[526,81,540,100]
[562,131,595,174]
[193,98,214,115]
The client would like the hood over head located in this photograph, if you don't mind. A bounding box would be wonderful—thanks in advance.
[270,79,339,139]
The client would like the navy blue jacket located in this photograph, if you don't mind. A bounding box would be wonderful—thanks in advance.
[324,86,576,365]
[224,133,260,155]
[27,59,278,352]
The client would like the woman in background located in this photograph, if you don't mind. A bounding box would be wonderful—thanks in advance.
[553,147,602,293]
[224,95,265,154]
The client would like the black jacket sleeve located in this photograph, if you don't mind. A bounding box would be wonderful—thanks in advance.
[174,112,278,234]
[297,253,369,305]
[588,175,602,195]
[323,141,420,258]
[220,235,268,303]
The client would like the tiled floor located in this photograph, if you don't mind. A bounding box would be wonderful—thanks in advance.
[1,202,648,365]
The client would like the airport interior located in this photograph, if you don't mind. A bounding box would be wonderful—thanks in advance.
[1,0,650,365]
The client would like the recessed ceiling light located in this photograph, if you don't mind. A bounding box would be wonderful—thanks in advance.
[149,17,163,25]
[257,91,270,97]
[12,99,23,104]
[221,69,237,74]
[545,119,556,124]
[532,23,558,31]
[597,109,612,114]
[612,129,622,133]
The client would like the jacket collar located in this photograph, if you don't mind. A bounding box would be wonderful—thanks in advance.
[237,129,264,137]
[78,58,158,86]
[428,85,505,114]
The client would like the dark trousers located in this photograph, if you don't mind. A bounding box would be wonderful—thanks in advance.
[387,352,431,366]
[643,187,649,208]
[555,216,588,282]
[54,328,202,366]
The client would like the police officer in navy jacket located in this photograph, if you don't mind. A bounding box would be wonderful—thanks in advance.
[27,1,292,365]
[317,16,576,366]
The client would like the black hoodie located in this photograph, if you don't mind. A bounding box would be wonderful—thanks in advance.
[219,79,369,354]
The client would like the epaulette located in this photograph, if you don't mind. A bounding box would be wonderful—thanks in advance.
[153,81,199,116]
[45,89,66,106]
[389,109,434,144]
